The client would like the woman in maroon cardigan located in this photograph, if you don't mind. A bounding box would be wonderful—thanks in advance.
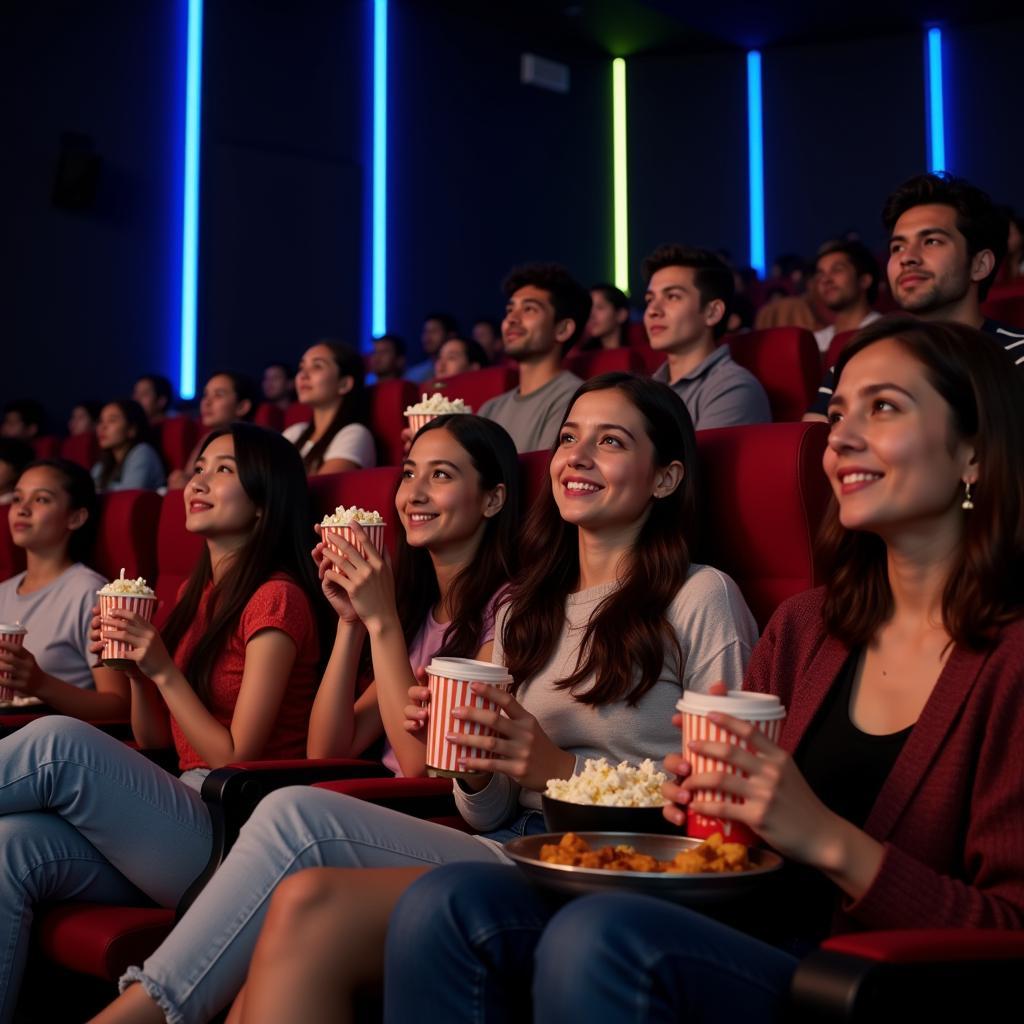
[381,316,1024,1024]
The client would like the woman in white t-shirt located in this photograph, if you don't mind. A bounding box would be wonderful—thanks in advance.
[282,342,377,475]
[0,460,129,720]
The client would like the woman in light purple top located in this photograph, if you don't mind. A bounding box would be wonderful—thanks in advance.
[304,414,521,777]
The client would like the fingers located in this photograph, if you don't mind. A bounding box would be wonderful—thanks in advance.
[663,752,690,777]
[681,769,755,803]
[705,712,778,757]
[346,523,384,566]
[469,682,525,718]
[708,680,729,696]
[408,685,431,703]
[685,738,762,776]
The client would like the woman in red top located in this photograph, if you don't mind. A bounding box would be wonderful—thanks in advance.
[0,423,322,1023]
[380,317,1024,1024]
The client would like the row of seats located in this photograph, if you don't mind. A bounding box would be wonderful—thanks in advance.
[1,422,832,630]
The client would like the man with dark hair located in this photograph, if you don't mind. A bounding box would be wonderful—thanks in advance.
[262,362,295,409]
[806,173,1024,420]
[643,244,770,429]
[406,313,459,382]
[1,400,46,441]
[478,263,589,452]
[369,334,406,383]
[132,373,173,426]
[433,337,489,380]
[812,240,882,354]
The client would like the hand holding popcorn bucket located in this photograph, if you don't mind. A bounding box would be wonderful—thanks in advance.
[677,692,787,846]
[98,569,158,671]
[0,622,27,700]
[320,507,386,561]
[425,657,513,779]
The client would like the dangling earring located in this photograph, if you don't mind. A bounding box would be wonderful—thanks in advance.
[961,481,975,511]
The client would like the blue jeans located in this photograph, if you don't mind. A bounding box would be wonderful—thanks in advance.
[384,863,800,1024]
[0,716,213,1024]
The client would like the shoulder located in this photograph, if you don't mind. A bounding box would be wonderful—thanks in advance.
[128,443,162,465]
[64,563,107,597]
[0,574,22,599]
[242,576,314,630]
[713,351,768,393]
[669,565,752,624]
[761,587,828,642]
[325,423,375,466]
[282,422,306,441]
[555,371,584,394]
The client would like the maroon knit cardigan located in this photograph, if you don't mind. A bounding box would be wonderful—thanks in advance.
[745,587,1024,933]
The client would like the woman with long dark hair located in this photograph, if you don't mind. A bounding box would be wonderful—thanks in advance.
[92,398,166,492]
[92,374,757,1024]
[383,318,1024,1024]
[0,459,130,720]
[283,341,376,475]
[0,424,322,1023]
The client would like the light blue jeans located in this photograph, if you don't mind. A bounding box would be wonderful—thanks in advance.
[0,716,213,1024]
[122,788,524,1024]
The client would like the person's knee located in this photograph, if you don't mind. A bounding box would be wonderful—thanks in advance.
[258,868,338,952]
[18,714,95,753]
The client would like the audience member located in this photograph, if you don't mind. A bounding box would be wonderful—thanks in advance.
[0,438,34,505]
[812,240,882,353]
[806,173,1022,421]
[0,424,324,1020]
[91,399,166,492]
[385,317,1024,1023]
[68,401,102,437]
[406,313,458,382]
[283,341,376,475]
[368,334,407,382]
[581,283,630,350]
[261,363,295,410]
[132,374,173,427]
[995,205,1024,285]
[477,264,589,452]
[0,460,129,719]
[471,318,502,361]
[1,400,45,442]
[643,244,771,429]
[433,337,489,379]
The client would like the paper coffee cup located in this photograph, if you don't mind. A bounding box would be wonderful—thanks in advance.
[406,413,437,436]
[99,594,158,670]
[322,522,386,561]
[425,657,513,778]
[0,622,27,700]
[676,691,786,845]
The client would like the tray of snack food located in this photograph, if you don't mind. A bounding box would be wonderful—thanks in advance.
[504,831,782,905]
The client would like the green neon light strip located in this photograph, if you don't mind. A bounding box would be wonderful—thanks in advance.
[612,58,629,294]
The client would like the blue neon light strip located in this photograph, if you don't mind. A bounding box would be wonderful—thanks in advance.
[371,0,388,336]
[746,50,765,279]
[925,27,946,173]
[179,0,203,400]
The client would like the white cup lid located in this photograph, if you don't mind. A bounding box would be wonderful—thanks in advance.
[676,691,786,721]
[426,657,512,685]
[0,623,27,634]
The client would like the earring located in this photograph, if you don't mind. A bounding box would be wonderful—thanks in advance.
[961,481,975,511]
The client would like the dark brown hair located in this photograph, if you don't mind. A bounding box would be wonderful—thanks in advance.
[502,372,697,706]
[503,263,592,351]
[818,316,1024,649]
[641,244,735,339]
[95,399,159,490]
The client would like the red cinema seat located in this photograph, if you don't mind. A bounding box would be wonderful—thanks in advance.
[253,403,285,431]
[566,348,645,379]
[423,367,518,412]
[981,294,1024,327]
[59,433,99,470]
[29,437,60,460]
[368,379,418,466]
[157,417,200,473]
[92,490,161,584]
[0,511,27,582]
[823,328,860,373]
[724,327,821,422]
[693,422,831,628]
[308,467,403,558]
[154,491,205,626]
[626,321,649,347]
[518,450,550,514]
[283,402,310,428]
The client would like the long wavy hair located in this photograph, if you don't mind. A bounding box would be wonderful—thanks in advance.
[818,316,1024,649]
[161,423,325,706]
[95,399,157,490]
[292,341,372,473]
[392,415,520,659]
[502,372,698,706]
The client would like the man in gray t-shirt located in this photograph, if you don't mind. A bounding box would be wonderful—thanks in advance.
[478,264,591,452]
[643,244,770,430]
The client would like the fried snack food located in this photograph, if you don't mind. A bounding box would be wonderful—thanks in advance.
[538,832,750,874]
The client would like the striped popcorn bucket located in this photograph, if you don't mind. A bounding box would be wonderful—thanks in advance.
[677,692,786,845]
[0,624,27,700]
[322,523,386,561]
[406,413,438,436]
[425,657,513,779]
[99,594,157,670]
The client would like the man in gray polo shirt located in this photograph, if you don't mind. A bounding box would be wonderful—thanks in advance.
[478,264,590,452]
[643,245,770,429]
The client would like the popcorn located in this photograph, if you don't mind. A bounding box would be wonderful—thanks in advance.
[320,505,386,527]
[545,757,667,808]
[404,392,471,416]
[97,568,155,598]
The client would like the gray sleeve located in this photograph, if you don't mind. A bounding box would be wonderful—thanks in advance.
[116,445,166,490]
[453,772,521,832]
[695,375,772,430]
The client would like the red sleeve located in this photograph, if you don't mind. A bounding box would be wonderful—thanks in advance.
[240,578,315,654]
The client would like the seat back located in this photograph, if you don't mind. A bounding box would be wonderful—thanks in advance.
[59,433,99,470]
[824,329,859,372]
[92,490,162,583]
[724,327,821,421]
[308,467,403,557]
[423,367,517,412]
[0,511,26,582]
[253,403,284,431]
[368,379,418,465]
[30,437,60,460]
[566,347,645,379]
[283,402,309,428]
[693,422,831,628]
[981,295,1024,327]
[154,492,205,625]
[157,417,200,472]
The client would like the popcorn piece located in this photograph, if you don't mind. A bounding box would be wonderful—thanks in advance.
[404,392,471,416]
[97,567,155,598]
[320,505,386,527]
[545,757,667,808]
